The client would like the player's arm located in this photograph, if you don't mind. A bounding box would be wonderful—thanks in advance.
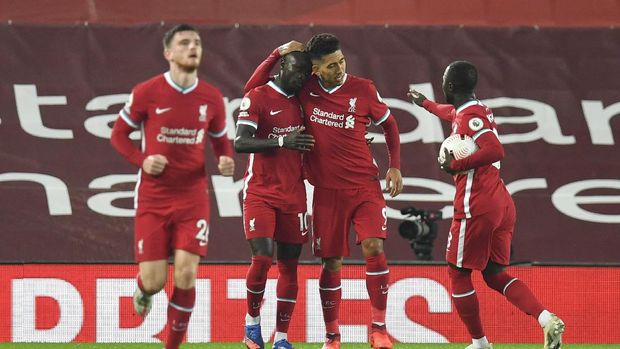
[234,124,315,153]
[207,90,235,176]
[451,130,504,172]
[244,41,305,92]
[380,116,403,197]
[408,88,455,122]
[110,90,168,176]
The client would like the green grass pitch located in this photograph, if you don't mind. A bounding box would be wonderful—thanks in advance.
[1,344,617,349]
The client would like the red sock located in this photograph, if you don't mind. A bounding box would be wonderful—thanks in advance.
[448,267,484,339]
[246,255,272,317]
[276,258,299,333]
[365,253,389,325]
[319,268,341,335]
[165,287,195,349]
[484,271,545,317]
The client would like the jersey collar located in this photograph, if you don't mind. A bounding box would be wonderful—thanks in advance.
[164,71,199,94]
[318,74,347,94]
[267,80,294,98]
[456,99,482,114]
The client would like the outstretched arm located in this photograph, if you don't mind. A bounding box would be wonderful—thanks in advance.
[407,88,455,122]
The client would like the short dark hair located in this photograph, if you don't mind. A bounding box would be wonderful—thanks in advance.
[447,61,478,93]
[305,33,341,61]
[163,24,199,48]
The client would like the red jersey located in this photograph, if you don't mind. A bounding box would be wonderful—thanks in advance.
[424,99,510,219]
[237,81,306,207]
[300,74,391,189]
[118,72,229,206]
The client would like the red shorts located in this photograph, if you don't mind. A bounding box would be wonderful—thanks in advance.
[311,184,387,257]
[445,199,515,270]
[134,199,210,262]
[243,194,309,244]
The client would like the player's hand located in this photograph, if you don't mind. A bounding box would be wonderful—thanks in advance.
[283,126,315,152]
[278,41,305,56]
[142,154,168,176]
[365,131,374,146]
[385,167,403,197]
[218,155,235,176]
[439,148,457,175]
[407,88,427,106]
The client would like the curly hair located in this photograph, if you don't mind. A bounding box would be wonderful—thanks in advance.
[305,33,341,61]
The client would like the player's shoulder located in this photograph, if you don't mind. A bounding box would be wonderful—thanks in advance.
[344,73,374,87]
[133,74,165,92]
[457,100,491,118]
[197,79,224,97]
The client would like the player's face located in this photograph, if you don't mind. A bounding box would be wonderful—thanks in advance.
[164,31,202,72]
[312,50,346,89]
[281,56,311,94]
[442,66,455,104]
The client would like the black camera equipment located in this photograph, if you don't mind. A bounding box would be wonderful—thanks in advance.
[398,206,443,260]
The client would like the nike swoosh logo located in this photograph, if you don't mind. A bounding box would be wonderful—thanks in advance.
[155,107,172,114]
[381,290,389,294]
[301,230,308,236]
[199,240,208,247]
[270,110,283,115]
[309,92,320,97]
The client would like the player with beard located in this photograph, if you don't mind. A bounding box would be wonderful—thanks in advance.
[408,60,565,349]
[111,24,235,349]
[245,35,402,349]
[235,50,314,349]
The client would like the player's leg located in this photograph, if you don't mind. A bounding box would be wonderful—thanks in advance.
[445,214,499,349]
[448,264,490,349]
[243,198,278,349]
[135,260,168,316]
[272,242,302,349]
[482,201,564,349]
[133,208,170,317]
[320,256,343,348]
[165,249,200,349]
[352,184,391,349]
[271,208,308,349]
[163,201,209,349]
[312,187,350,348]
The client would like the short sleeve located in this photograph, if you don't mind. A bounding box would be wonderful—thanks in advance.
[236,89,261,130]
[118,84,148,129]
[457,108,494,140]
[367,82,390,125]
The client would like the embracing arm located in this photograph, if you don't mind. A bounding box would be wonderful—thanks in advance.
[234,124,314,153]
[244,41,305,93]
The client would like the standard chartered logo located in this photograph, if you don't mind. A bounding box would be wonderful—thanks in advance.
[310,107,356,130]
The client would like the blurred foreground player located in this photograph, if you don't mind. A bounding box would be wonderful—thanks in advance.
[235,50,314,349]
[408,60,565,349]
[110,24,234,349]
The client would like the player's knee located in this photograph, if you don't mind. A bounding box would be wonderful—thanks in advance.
[322,257,342,272]
[361,238,384,257]
[141,274,167,294]
[174,265,197,288]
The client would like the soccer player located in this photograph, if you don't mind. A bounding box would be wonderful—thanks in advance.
[110,24,235,349]
[235,50,314,349]
[245,34,403,349]
[408,61,565,349]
